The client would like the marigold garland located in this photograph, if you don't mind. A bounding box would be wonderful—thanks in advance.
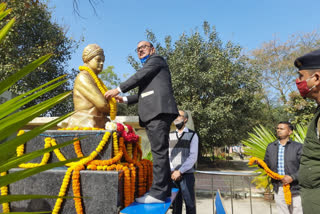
[53,167,73,214]
[18,137,51,168]
[1,172,10,213]
[129,164,137,199]
[79,66,117,120]
[123,166,132,206]
[73,138,84,158]
[14,125,152,213]
[127,143,133,159]
[16,130,25,156]
[72,164,85,214]
[113,132,119,157]
[248,157,292,205]
[50,137,67,162]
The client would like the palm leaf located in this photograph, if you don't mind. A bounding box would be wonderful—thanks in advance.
[0,212,50,214]
[0,112,73,164]
[0,16,15,44]
[0,158,80,188]
[242,125,276,159]
[292,124,307,144]
[0,2,7,12]
[0,91,71,142]
[0,137,85,173]
[0,3,84,211]
[0,54,52,95]
[0,194,79,204]
[0,76,67,119]
[0,6,11,21]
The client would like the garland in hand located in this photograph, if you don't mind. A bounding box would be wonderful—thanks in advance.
[248,157,291,205]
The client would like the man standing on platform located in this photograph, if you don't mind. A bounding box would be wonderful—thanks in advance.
[169,110,198,214]
[104,41,179,203]
[263,121,303,214]
[295,49,320,214]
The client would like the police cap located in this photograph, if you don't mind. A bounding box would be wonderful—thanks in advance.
[294,49,320,70]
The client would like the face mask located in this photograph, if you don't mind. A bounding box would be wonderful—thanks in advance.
[140,55,150,64]
[296,75,316,98]
[174,119,185,130]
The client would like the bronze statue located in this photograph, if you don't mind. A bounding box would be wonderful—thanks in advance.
[66,44,110,128]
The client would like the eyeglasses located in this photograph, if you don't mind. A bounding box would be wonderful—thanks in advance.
[135,45,151,52]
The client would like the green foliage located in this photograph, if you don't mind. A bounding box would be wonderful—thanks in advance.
[143,151,153,161]
[250,31,320,105]
[286,91,317,126]
[100,65,121,89]
[242,125,276,159]
[0,0,78,116]
[128,21,265,157]
[0,2,78,208]
[242,124,307,190]
[99,65,139,116]
[249,31,320,131]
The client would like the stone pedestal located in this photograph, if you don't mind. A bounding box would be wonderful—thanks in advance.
[24,130,113,163]
[1,130,124,214]
[7,168,123,213]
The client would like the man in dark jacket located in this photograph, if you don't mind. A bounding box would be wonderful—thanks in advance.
[104,41,179,203]
[263,121,303,214]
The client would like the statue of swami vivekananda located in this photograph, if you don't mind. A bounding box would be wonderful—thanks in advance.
[65,44,112,128]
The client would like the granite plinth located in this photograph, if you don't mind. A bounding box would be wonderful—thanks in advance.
[23,130,113,163]
[0,130,123,213]
[2,168,123,214]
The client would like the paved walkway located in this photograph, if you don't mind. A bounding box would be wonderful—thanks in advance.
[167,196,278,214]
[167,158,279,214]
[166,196,278,214]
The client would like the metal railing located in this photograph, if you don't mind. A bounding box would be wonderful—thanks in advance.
[195,170,272,214]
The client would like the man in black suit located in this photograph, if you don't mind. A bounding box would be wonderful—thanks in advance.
[104,41,179,203]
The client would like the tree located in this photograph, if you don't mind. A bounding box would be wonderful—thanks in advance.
[285,91,317,126]
[128,22,265,158]
[250,31,320,105]
[0,0,78,116]
[99,65,138,116]
[100,65,121,89]
[250,30,320,127]
[0,2,77,209]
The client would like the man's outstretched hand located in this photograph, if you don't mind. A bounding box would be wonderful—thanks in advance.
[115,96,124,103]
[104,89,120,99]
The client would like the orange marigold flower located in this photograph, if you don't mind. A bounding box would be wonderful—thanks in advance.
[248,157,292,205]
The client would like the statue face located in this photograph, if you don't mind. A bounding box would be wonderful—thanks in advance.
[87,54,105,74]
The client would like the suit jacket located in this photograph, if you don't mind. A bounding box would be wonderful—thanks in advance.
[264,139,303,194]
[120,54,179,122]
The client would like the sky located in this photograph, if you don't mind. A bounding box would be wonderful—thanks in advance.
[48,0,320,82]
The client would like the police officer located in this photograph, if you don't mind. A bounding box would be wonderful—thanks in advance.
[295,49,320,214]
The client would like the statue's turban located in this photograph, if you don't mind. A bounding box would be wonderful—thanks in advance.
[82,44,104,63]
